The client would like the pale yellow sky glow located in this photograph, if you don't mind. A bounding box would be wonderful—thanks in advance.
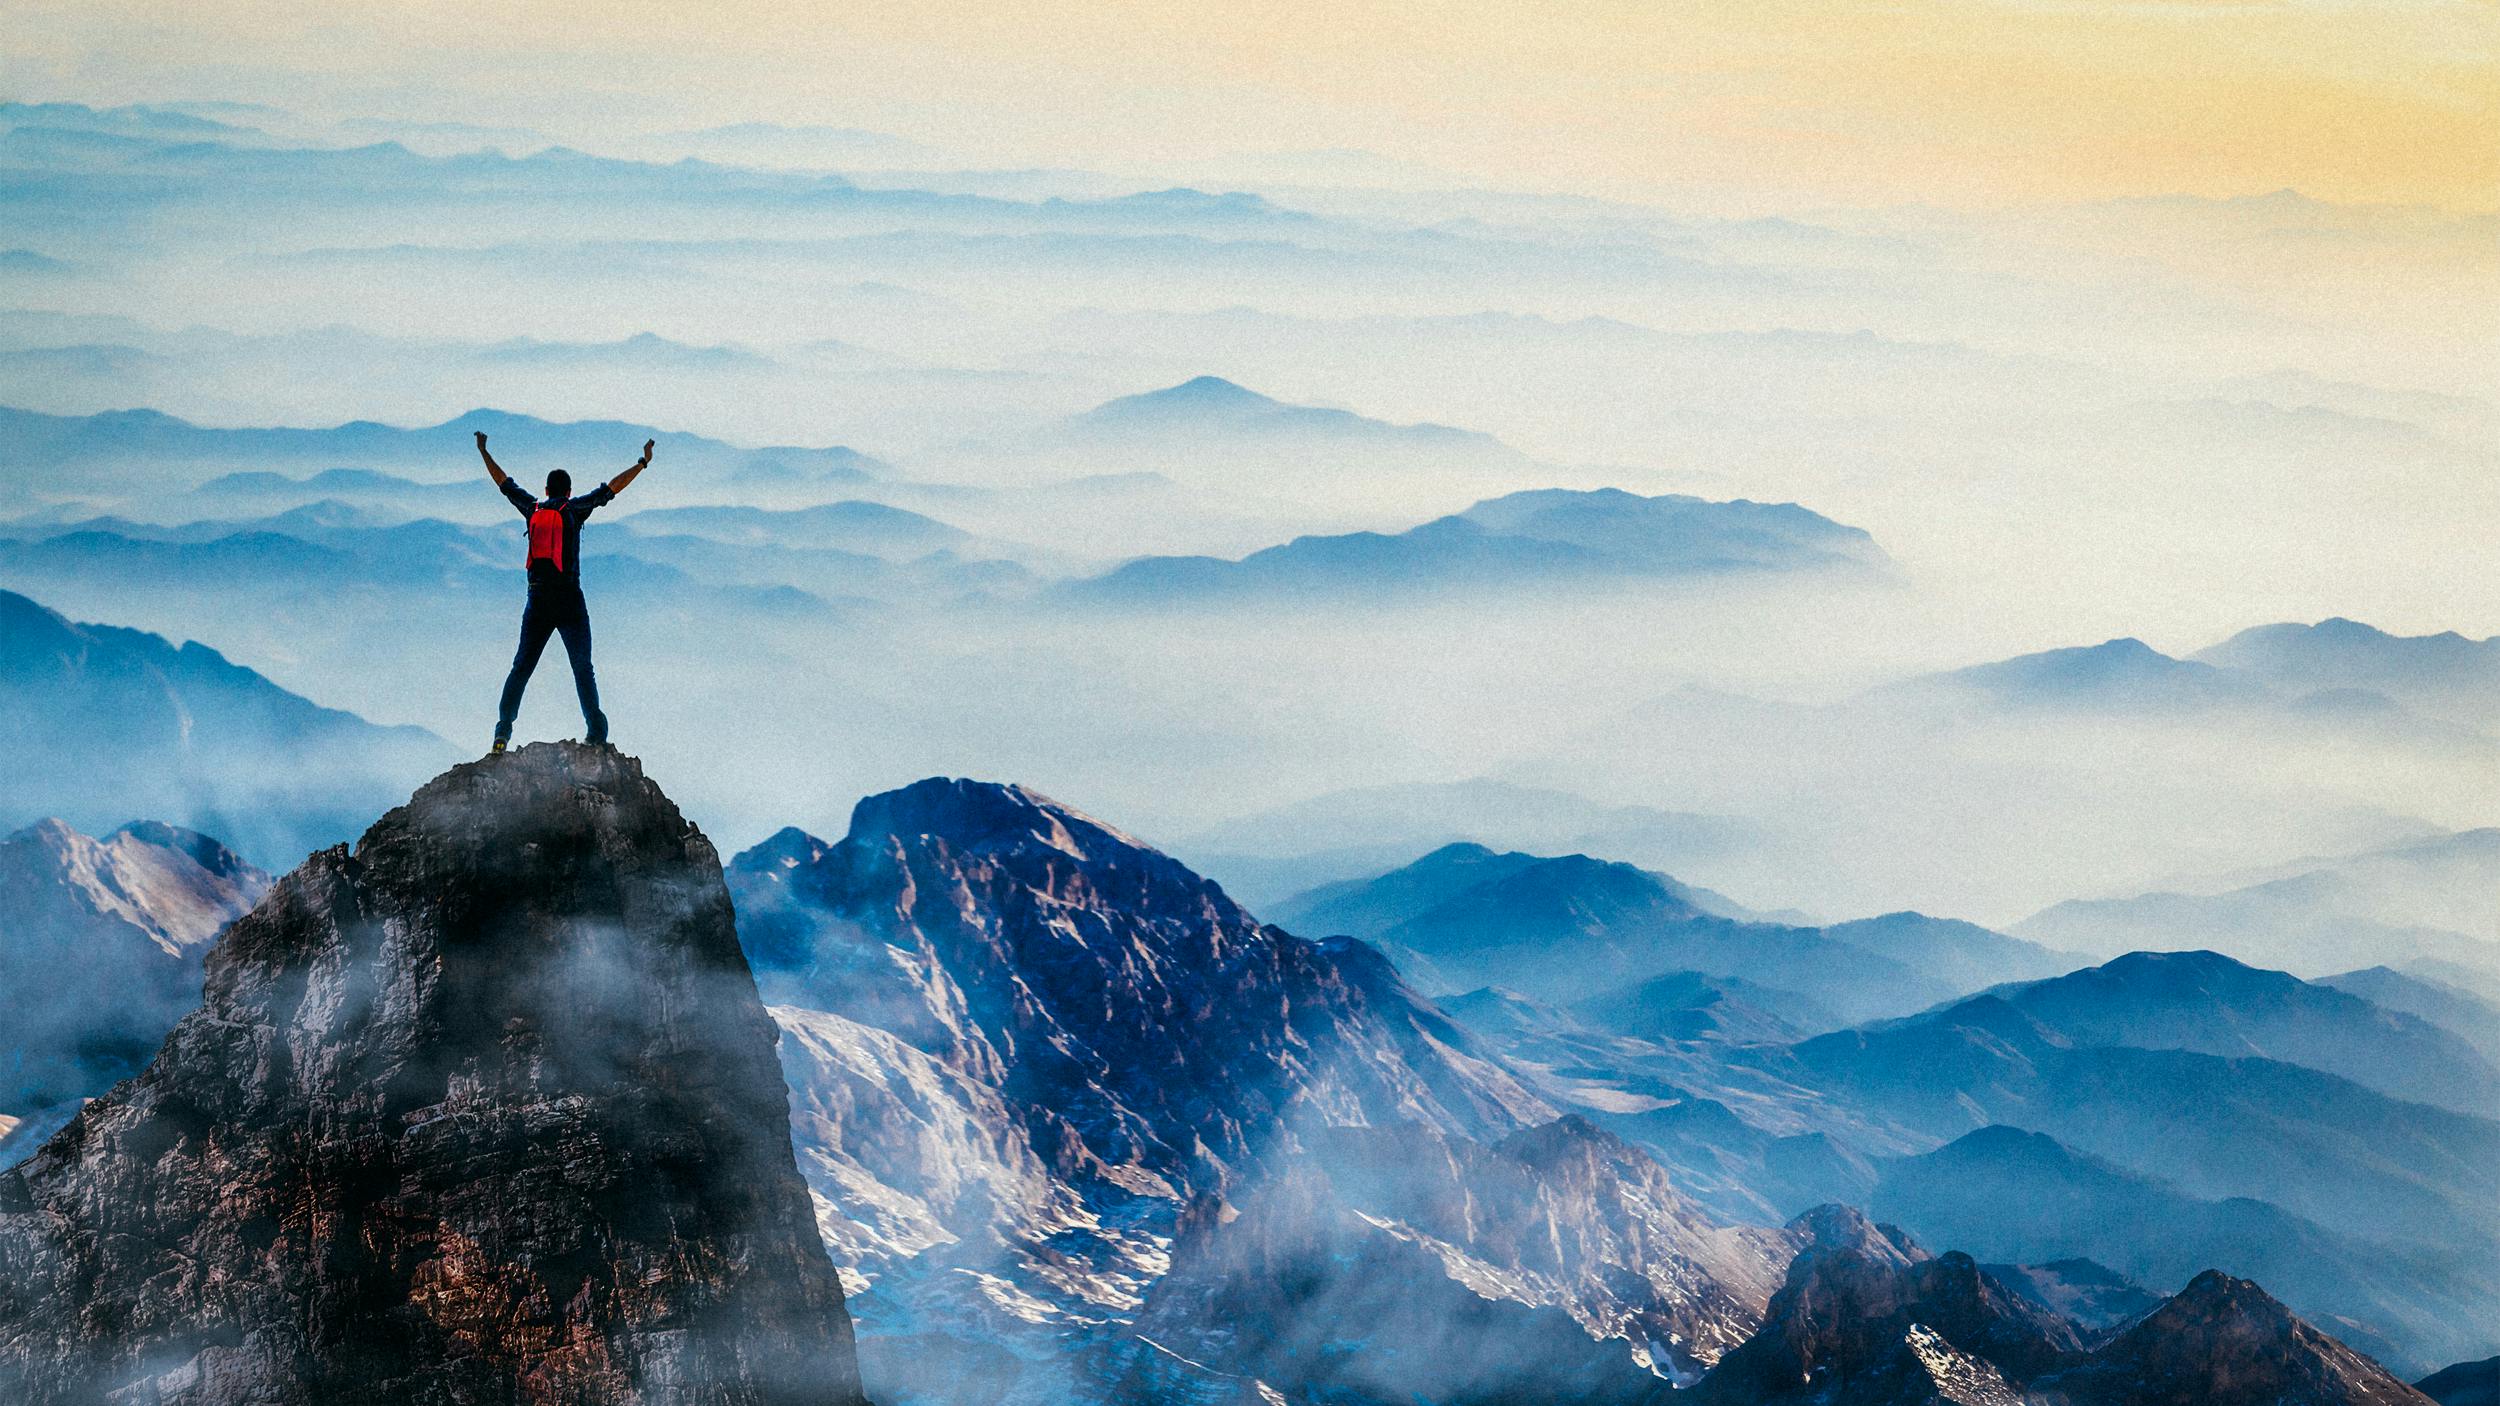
[8,0,2494,211]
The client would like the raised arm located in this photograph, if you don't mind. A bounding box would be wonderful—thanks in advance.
[477,431,533,514]
[606,439,655,497]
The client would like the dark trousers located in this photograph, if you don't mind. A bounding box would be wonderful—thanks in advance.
[496,585,606,742]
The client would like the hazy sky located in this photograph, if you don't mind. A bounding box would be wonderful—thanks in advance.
[11,0,2492,213]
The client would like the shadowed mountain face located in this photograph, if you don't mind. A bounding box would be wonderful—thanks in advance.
[0,588,455,867]
[1871,1126,2487,1375]
[1969,949,2500,1116]
[1694,1204,2083,1405]
[0,744,864,1405]
[1696,1207,2437,1406]
[2418,1357,2500,1406]
[0,817,268,1159]
[2030,1271,2438,1406]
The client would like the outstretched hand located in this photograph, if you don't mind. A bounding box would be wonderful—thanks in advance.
[637,438,655,466]
[475,431,488,447]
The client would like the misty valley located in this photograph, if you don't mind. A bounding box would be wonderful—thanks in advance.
[1,90,2496,1406]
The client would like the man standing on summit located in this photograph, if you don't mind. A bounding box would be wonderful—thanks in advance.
[476,429,652,754]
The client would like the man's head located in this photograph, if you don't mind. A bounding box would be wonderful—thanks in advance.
[544,470,572,501]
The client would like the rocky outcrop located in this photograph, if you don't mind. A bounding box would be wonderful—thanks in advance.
[1696,1204,2082,1404]
[2029,1271,2436,1406]
[0,743,864,1405]
[0,816,269,1159]
[1700,1206,2435,1406]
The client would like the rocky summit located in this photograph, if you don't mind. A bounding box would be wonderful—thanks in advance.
[1696,1205,2436,1406]
[0,743,866,1406]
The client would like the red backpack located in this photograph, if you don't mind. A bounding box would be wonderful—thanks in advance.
[526,505,566,575]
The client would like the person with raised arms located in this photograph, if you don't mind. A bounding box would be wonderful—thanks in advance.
[476,430,652,754]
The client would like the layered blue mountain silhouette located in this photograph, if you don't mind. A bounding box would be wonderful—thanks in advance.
[1072,486,1888,602]
[2017,828,2500,974]
[2197,617,2500,726]
[1888,625,2500,737]
[1953,949,2500,1115]
[1073,374,1506,454]
[0,403,883,498]
[0,589,452,865]
[1277,841,2063,1023]
[1871,1125,2483,1372]
[1777,974,2500,1283]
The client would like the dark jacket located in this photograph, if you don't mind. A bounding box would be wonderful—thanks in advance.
[499,478,615,587]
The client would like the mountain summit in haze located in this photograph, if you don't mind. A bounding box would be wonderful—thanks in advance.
[0,744,865,1405]
[0,816,268,1159]
[0,588,454,866]
[1075,485,1888,604]
[1076,375,1503,451]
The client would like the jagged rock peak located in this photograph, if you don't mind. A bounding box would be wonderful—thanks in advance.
[1792,1200,1928,1268]
[851,776,1124,856]
[0,742,866,1405]
[2037,1269,2438,1405]
[1696,1204,2084,1403]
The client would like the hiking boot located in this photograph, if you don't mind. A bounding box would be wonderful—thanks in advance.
[489,736,509,756]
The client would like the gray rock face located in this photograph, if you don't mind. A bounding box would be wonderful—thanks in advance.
[732,779,1801,1403]
[730,779,1553,1320]
[1699,1208,2435,1406]
[2028,1271,2437,1406]
[0,742,865,1405]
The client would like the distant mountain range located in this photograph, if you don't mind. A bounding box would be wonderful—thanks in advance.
[1889,622,2500,737]
[0,589,454,866]
[2320,966,2500,1066]
[0,402,884,501]
[1069,485,1889,603]
[1903,636,2256,713]
[1274,841,2068,1023]
[1692,1203,2440,1405]
[1182,776,1756,910]
[1411,938,2500,1373]
[1871,1125,2486,1374]
[612,500,974,559]
[1953,949,2500,1116]
[1773,977,2500,1297]
[2197,617,2500,729]
[0,734,2464,1400]
[0,494,1017,630]
[1074,375,1511,457]
[2016,828,2500,975]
